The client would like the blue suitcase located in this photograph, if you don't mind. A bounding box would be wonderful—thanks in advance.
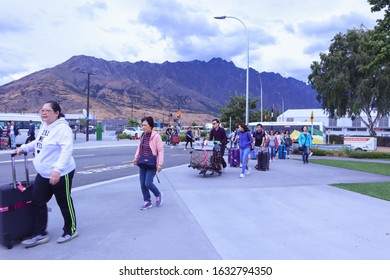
[278,145,286,159]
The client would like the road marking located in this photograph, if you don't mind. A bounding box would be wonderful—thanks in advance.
[76,164,134,174]
[83,164,105,169]
[74,164,187,192]
[73,154,95,158]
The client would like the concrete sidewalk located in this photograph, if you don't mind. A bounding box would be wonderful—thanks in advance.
[1,140,390,260]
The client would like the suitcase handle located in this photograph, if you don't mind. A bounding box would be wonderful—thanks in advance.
[11,152,30,190]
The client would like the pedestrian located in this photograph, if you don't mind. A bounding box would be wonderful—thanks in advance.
[8,120,19,149]
[15,101,78,248]
[253,123,266,155]
[237,122,253,178]
[283,129,292,159]
[298,125,313,164]
[184,127,193,150]
[5,121,11,148]
[229,127,239,149]
[165,126,172,145]
[194,127,201,141]
[133,116,164,210]
[26,120,36,144]
[268,130,278,162]
[208,118,228,170]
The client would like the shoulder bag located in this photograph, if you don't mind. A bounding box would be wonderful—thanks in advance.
[137,133,157,169]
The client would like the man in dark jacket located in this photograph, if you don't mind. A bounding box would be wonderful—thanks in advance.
[209,118,228,169]
[26,120,36,144]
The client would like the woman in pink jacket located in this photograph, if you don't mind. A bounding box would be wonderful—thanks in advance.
[133,116,164,210]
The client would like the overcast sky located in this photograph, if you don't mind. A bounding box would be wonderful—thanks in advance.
[0,0,384,86]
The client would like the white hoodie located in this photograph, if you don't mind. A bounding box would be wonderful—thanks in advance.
[21,117,76,178]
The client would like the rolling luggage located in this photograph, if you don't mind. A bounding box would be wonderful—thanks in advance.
[256,149,269,171]
[249,150,257,160]
[0,137,8,150]
[229,148,240,167]
[171,136,180,145]
[0,153,34,249]
[278,145,286,159]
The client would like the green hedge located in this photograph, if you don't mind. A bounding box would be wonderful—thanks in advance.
[297,148,390,159]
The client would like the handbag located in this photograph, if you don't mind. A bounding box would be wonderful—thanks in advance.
[298,145,306,152]
[137,154,157,169]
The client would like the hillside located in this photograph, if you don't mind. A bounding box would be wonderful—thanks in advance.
[0,55,320,125]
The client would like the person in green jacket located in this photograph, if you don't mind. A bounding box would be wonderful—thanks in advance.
[298,125,313,164]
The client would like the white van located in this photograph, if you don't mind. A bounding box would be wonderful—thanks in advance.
[344,137,377,151]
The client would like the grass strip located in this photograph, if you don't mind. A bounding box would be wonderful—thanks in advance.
[310,159,390,201]
[310,159,390,176]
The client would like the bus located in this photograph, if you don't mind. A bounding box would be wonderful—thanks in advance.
[0,113,42,146]
[248,121,326,144]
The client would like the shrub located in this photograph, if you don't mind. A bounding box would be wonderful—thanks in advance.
[348,151,390,159]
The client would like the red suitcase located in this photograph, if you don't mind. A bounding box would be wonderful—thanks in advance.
[171,136,180,144]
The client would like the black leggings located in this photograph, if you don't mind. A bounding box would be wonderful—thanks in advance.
[32,170,76,236]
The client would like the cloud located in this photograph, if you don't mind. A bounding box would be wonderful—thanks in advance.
[77,1,108,19]
[0,16,29,33]
[298,12,376,39]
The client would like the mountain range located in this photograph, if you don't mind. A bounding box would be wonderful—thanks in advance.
[0,55,321,124]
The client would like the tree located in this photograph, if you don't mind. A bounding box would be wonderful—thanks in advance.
[309,27,390,136]
[127,118,140,127]
[218,92,259,129]
[367,0,390,67]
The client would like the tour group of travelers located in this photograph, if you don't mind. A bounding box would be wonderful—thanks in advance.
[12,104,311,248]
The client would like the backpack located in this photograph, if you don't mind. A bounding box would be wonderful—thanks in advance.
[285,136,292,146]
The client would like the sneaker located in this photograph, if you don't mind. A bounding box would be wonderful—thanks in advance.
[156,192,163,207]
[139,201,152,210]
[239,173,245,178]
[245,167,251,175]
[22,234,50,248]
[57,231,79,244]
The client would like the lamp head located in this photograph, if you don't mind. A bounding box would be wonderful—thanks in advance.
[214,16,226,19]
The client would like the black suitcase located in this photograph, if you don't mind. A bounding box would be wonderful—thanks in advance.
[0,153,34,249]
[256,150,269,171]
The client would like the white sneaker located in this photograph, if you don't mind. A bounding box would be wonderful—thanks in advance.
[239,173,245,178]
[57,231,79,244]
[22,234,50,248]
[245,167,251,175]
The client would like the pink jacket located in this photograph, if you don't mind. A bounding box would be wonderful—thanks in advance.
[134,130,164,168]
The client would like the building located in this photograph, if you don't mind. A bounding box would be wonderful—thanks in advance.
[278,109,390,136]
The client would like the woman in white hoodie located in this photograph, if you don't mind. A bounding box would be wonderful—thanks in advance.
[16,101,77,248]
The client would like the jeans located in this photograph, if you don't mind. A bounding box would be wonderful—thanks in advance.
[10,134,16,149]
[268,146,275,160]
[139,167,160,202]
[240,147,251,174]
[302,146,310,163]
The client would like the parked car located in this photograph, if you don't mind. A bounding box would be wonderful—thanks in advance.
[123,126,140,138]
[81,125,96,134]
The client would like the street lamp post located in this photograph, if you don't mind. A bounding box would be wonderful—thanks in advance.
[214,15,249,125]
[258,73,263,122]
[81,71,95,141]
[276,92,285,122]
